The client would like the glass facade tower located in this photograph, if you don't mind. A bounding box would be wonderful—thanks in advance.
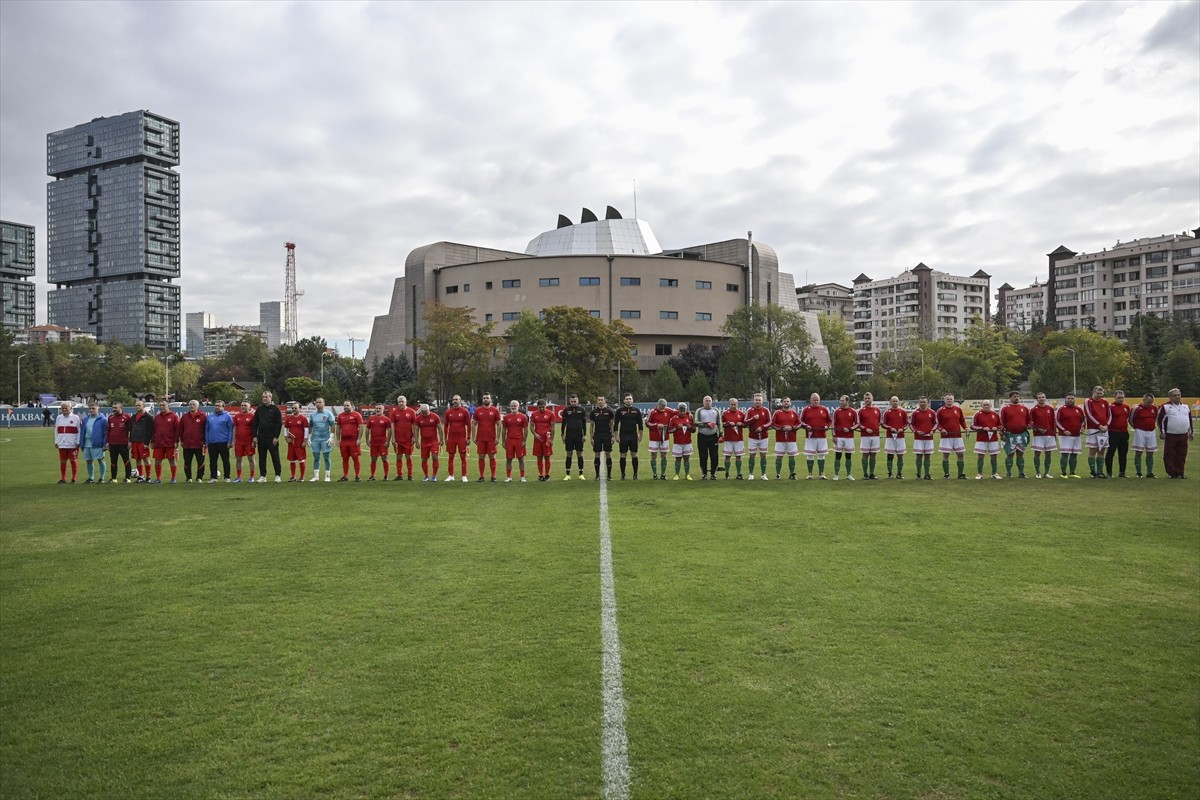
[0,220,36,334]
[46,110,181,350]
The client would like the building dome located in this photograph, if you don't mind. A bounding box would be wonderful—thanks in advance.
[525,210,662,256]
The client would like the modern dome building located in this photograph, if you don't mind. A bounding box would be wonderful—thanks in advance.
[365,207,829,377]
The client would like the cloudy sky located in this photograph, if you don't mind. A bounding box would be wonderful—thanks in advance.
[2,0,1197,356]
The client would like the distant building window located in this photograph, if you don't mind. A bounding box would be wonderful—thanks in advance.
[502,312,519,321]
[660,278,679,288]
[580,277,600,286]
[620,310,641,319]
[655,344,673,356]
[695,312,712,321]
[660,311,678,320]
[726,283,739,292]
[630,346,638,356]
[485,313,493,322]
[463,283,470,292]
[589,310,601,318]
[620,277,641,286]
[539,277,560,287]
[502,279,520,288]
[695,280,712,290]
[445,285,458,295]
[485,281,493,290]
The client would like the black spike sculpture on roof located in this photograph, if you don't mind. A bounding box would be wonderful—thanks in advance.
[605,206,623,220]
[557,214,572,229]
[581,207,599,223]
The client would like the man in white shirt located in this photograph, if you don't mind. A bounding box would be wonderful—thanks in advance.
[1157,388,1194,479]
[53,401,82,483]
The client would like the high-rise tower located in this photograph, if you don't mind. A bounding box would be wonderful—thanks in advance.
[0,220,36,334]
[46,110,181,350]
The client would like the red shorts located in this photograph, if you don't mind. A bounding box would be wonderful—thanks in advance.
[153,447,176,461]
[131,442,149,460]
[476,440,497,455]
[370,443,389,458]
[340,441,361,458]
[505,441,527,459]
[533,439,553,457]
[421,441,440,459]
[394,441,414,455]
[235,440,255,457]
[446,437,467,455]
[287,442,308,461]
[58,447,78,462]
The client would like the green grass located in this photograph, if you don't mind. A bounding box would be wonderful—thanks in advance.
[2,428,1198,799]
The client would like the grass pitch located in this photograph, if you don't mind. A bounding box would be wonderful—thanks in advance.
[1,428,1198,799]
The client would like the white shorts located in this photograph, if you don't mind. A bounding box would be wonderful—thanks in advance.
[1086,432,1109,449]
[1032,435,1057,452]
[939,437,966,454]
[859,436,881,454]
[913,439,935,454]
[648,440,668,453]
[884,436,906,454]
[748,437,769,454]
[1132,430,1158,452]
[672,443,693,457]
[1059,435,1082,454]
[804,438,828,456]
[833,437,855,453]
[974,440,1001,455]
[774,441,800,456]
[723,440,745,456]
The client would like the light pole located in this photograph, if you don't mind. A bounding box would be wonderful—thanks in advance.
[163,354,171,400]
[17,353,27,407]
[1064,347,1076,397]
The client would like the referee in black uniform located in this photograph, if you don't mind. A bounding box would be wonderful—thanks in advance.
[614,393,644,479]
[590,396,616,480]
[560,394,588,480]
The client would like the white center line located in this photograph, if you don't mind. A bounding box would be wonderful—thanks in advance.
[599,475,630,800]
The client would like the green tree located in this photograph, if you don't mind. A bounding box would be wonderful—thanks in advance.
[685,371,713,404]
[1162,341,1200,395]
[107,386,136,406]
[649,363,684,401]
[0,327,17,403]
[540,306,635,400]
[369,352,419,403]
[667,343,720,387]
[219,335,269,379]
[284,376,325,404]
[719,304,814,400]
[293,336,330,374]
[413,302,497,405]
[202,381,246,404]
[1029,329,1130,398]
[818,315,861,397]
[498,311,558,402]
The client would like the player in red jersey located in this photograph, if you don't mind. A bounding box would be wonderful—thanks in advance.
[364,407,392,481]
[388,395,418,481]
[335,400,365,481]
[909,396,937,480]
[1084,385,1112,478]
[799,394,831,479]
[936,394,968,479]
[178,400,208,483]
[443,395,472,483]
[857,393,883,480]
[744,393,772,480]
[971,399,1003,480]
[529,399,557,481]
[415,403,443,481]
[473,393,502,482]
[1000,391,1032,478]
[832,395,858,481]
[646,398,676,480]
[284,401,311,481]
[1055,393,1085,478]
[669,402,694,480]
[151,399,181,483]
[721,398,747,479]
[1028,392,1058,478]
[1105,390,1131,478]
[501,400,529,482]
[129,398,154,482]
[771,397,802,480]
[1130,393,1160,478]
[882,396,908,479]
[232,400,257,482]
[107,401,133,483]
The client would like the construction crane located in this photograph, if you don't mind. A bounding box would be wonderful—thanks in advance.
[347,336,362,360]
[283,242,304,346]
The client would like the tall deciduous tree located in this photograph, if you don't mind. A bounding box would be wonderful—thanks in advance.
[649,363,684,402]
[1029,328,1130,398]
[667,343,720,387]
[412,301,497,405]
[818,314,861,396]
[719,304,814,400]
[499,310,558,402]
[540,306,635,400]
[1162,341,1200,395]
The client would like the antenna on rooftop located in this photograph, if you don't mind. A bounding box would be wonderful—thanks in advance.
[284,242,303,346]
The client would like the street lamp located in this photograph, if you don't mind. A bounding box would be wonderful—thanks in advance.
[17,353,27,407]
[1064,346,1077,397]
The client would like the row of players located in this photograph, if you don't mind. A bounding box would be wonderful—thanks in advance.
[50,387,1193,483]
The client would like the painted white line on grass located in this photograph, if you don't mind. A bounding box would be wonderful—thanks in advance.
[599,475,631,800]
